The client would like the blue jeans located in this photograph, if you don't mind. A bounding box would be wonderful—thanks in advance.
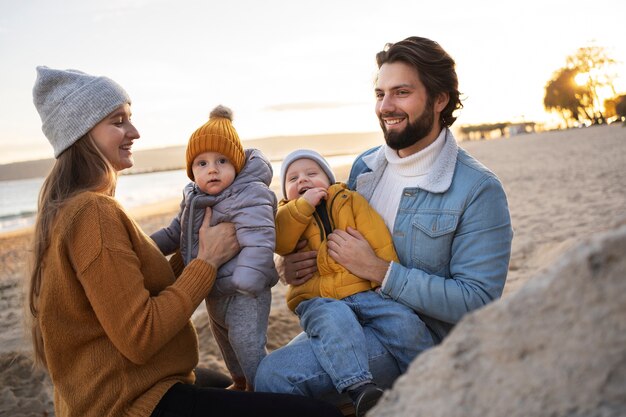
[256,291,435,399]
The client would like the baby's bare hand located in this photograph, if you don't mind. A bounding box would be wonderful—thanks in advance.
[302,187,328,207]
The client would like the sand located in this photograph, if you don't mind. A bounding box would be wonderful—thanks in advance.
[1,124,625,416]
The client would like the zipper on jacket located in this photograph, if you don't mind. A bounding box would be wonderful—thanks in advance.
[312,189,347,242]
[327,190,344,231]
[186,193,199,265]
[313,211,327,241]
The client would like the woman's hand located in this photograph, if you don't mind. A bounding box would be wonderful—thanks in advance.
[275,239,317,286]
[197,207,240,268]
[327,227,389,283]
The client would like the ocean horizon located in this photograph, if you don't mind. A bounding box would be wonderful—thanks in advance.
[0,154,358,234]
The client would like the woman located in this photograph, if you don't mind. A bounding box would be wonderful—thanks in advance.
[29,66,342,417]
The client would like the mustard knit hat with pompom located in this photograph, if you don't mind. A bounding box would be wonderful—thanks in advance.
[186,105,245,180]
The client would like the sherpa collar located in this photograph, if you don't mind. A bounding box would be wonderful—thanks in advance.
[360,127,459,195]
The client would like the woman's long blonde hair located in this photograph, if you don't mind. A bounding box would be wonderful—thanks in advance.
[29,134,117,368]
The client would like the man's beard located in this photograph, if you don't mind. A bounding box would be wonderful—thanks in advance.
[380,97,435,151]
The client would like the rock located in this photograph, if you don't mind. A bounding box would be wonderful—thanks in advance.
[372,225,626,417]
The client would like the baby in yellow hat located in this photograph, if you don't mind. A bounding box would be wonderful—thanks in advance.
[151,105,278,391]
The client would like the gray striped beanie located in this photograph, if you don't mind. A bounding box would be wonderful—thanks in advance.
[33,66,131,158]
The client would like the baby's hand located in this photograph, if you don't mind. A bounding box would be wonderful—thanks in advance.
[302,187,328,207]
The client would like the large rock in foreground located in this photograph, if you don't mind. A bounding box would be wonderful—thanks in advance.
[372,225,626,417]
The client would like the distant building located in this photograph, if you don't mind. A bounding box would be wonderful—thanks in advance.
[458,121,537,141]
[507,122,537,136]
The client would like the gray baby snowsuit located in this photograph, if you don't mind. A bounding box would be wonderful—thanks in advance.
[151,148,278,388]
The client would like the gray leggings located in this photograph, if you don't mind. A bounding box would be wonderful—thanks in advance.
[206,289,271,388]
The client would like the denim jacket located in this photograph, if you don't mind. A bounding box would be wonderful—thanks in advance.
[347,129,513,342]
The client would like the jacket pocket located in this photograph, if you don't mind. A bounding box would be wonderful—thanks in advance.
[411,212,459,272]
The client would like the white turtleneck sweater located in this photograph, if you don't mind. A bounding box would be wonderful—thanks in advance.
[369,128,446,232]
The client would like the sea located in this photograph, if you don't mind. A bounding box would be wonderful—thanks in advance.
[0,154,357,234]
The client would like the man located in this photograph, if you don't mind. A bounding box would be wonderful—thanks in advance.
[255,36,513,414]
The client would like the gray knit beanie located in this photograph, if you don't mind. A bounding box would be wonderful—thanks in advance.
[280,149,336,198]
[33,66,131,158]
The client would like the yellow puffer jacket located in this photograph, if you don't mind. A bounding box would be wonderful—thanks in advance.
[275,183,398,311]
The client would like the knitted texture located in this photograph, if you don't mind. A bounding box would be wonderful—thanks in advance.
[32,66,131,158]
[186,105,245,180]
[280,149,337,198]
[38,191,216,417]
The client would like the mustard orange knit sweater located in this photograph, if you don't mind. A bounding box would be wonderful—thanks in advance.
[37,192,216,417]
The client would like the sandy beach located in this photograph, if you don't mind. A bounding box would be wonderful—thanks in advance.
[1,124,625,416]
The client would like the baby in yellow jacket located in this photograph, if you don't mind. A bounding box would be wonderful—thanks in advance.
[275,149,425,417]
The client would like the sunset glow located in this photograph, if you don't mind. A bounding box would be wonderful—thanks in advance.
[575,72,590,86]
[0,0,625,164]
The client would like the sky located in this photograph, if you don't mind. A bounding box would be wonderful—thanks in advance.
[1,0,625,164]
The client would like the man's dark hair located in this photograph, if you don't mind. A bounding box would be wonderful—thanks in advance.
[376,36,463,127]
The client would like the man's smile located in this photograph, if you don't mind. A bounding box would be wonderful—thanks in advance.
[384,118,405,125]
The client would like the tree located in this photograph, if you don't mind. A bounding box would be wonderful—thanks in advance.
[544,44,619,126]
[567,45,619,123]
[544,67,593,127]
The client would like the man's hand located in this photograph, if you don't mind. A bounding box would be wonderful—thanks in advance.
[275,239,317,285]
[327,227,389,283]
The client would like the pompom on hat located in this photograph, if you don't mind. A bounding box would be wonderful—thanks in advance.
[32,66,131,158]
[280,149,336,199]
[186,105,245,180]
